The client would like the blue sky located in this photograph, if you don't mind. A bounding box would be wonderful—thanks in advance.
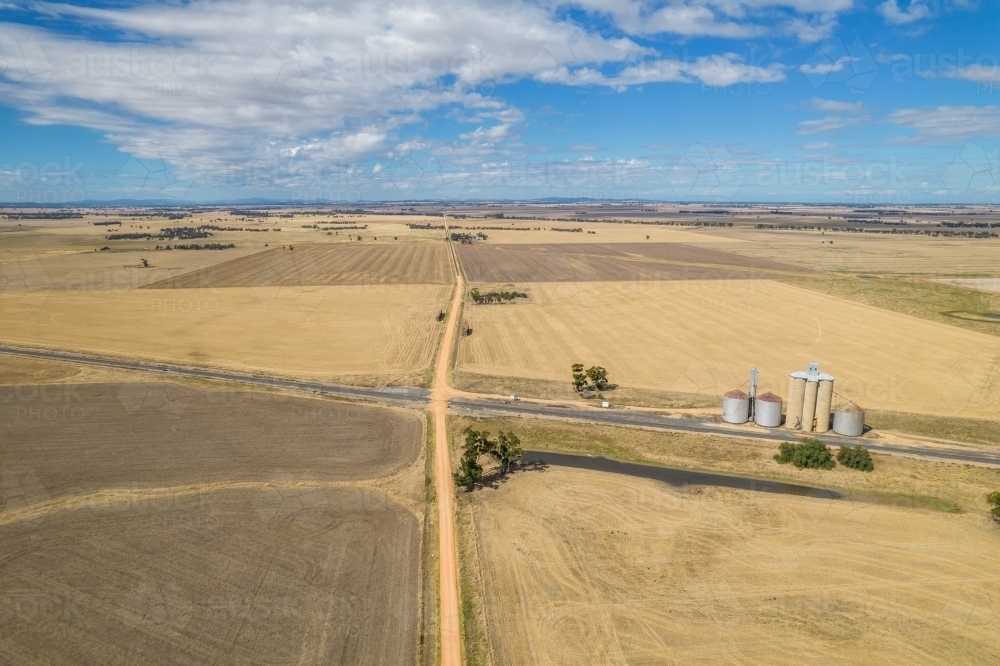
[1,0,998,203]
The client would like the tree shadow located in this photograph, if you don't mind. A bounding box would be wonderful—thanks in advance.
[470,459,549,491]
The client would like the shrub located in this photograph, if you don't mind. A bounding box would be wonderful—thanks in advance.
[837,445,875,472]
[774,438,836,470]
[987,492,1000,523]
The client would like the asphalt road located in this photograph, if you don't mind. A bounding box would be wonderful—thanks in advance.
[3,344,999,466]
[0,345,431,406]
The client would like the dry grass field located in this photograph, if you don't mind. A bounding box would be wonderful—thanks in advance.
[1,382,426,664]
[700,228,1000,277]
[444,222,744,245]
[149,243,453,288]
[459,467,1000,665]
[0,284,451,385]
[456,280,1000,420]
[2,247,263,291]
[452,416,1000,665]
[458,243,807,283]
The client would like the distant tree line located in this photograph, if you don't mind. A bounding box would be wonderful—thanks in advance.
[470,288,527,304]
[156,243,235,250]
[450,232,487,243]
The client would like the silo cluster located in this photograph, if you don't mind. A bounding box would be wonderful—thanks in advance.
[721,362,864,436]
[785,362,834,433]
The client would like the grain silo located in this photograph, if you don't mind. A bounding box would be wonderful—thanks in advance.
[785,362,835,432]
[722,389,750,424]
[815,379,834,433]
[785,375,807,430]
[833,402,865,437]
[753,392,783,427]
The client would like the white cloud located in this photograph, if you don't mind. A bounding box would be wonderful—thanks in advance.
[800,56,856,76]
[811,98,863,112]
[803,141,834,149]
[878,0,931,24]
[947,64,1000,84]
[797,115,860,134]
[887,106,1000,142]
[564,0,853,41]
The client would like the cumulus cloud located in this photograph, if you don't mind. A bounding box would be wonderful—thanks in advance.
[878,0,931,24]
[0,0,804,191]
[887,106,1000,142]
[564,0,853,41]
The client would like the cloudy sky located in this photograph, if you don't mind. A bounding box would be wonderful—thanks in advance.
[1,0,997,203]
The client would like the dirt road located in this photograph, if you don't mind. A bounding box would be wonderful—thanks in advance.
[433,245,464,666]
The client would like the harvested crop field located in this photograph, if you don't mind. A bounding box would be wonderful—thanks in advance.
[148,243,453,288]
[457,243,808,283]
[1,383,424,664]
[456,281,1000,420]
[1,247,262,292]
[0,284,451,384]
[460,466,1000,665]
[0,382,422,495]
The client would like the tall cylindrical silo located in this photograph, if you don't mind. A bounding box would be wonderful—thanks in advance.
[754,392,783,427]
[785,375,807,429]
[801,380,819,433]
[722,389,750,424]
[833,402,865,437]
[815,379,834,433]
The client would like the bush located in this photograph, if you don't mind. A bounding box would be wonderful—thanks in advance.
[774,438,836,470]
[987,492,1000,523]
[837,445,875,471]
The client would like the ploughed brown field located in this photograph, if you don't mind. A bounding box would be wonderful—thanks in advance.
[457,242,809,283]
[147,243,454,288]
[0,382,425,665]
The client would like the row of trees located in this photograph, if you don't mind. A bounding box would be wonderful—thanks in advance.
[470,288,528,304]
[453,428,523,491]
[572,364,610,391]
[774,439,875,471]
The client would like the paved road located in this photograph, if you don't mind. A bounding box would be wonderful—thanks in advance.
[3,344,999,467]
[0,345,430,406]
[450,398,1000,466]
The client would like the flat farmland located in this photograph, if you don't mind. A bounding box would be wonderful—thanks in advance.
[701,228,1000,277]
[456,281,1000,420]
[1,247,263,292]
[149,243,453,288]
[458,243,808,283]
[444,223,744,245]
[460,467,1000,665]
[0,284,451,385]
[1,383,425,665]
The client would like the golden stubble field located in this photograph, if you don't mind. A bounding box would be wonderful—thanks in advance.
[698,227,1000,277]
[460,466,1000,665]
[456,280,1000,420]
[0,283,451,385]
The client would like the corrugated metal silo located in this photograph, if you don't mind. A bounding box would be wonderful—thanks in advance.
[801,379,819,433]
[833,402,865,437]
[815,379,834,433]
[785,375,806,429]
[722,389,750,424]
[753,392,783,427]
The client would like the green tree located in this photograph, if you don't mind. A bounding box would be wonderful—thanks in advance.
[571,363,587,391]
[454,428,490,490]
[837,445,875,472]
[774,438,836,470]
[987,492,1000,523]
[140,258,149,267]
[586,366,609,390]
[489,431,523,475]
